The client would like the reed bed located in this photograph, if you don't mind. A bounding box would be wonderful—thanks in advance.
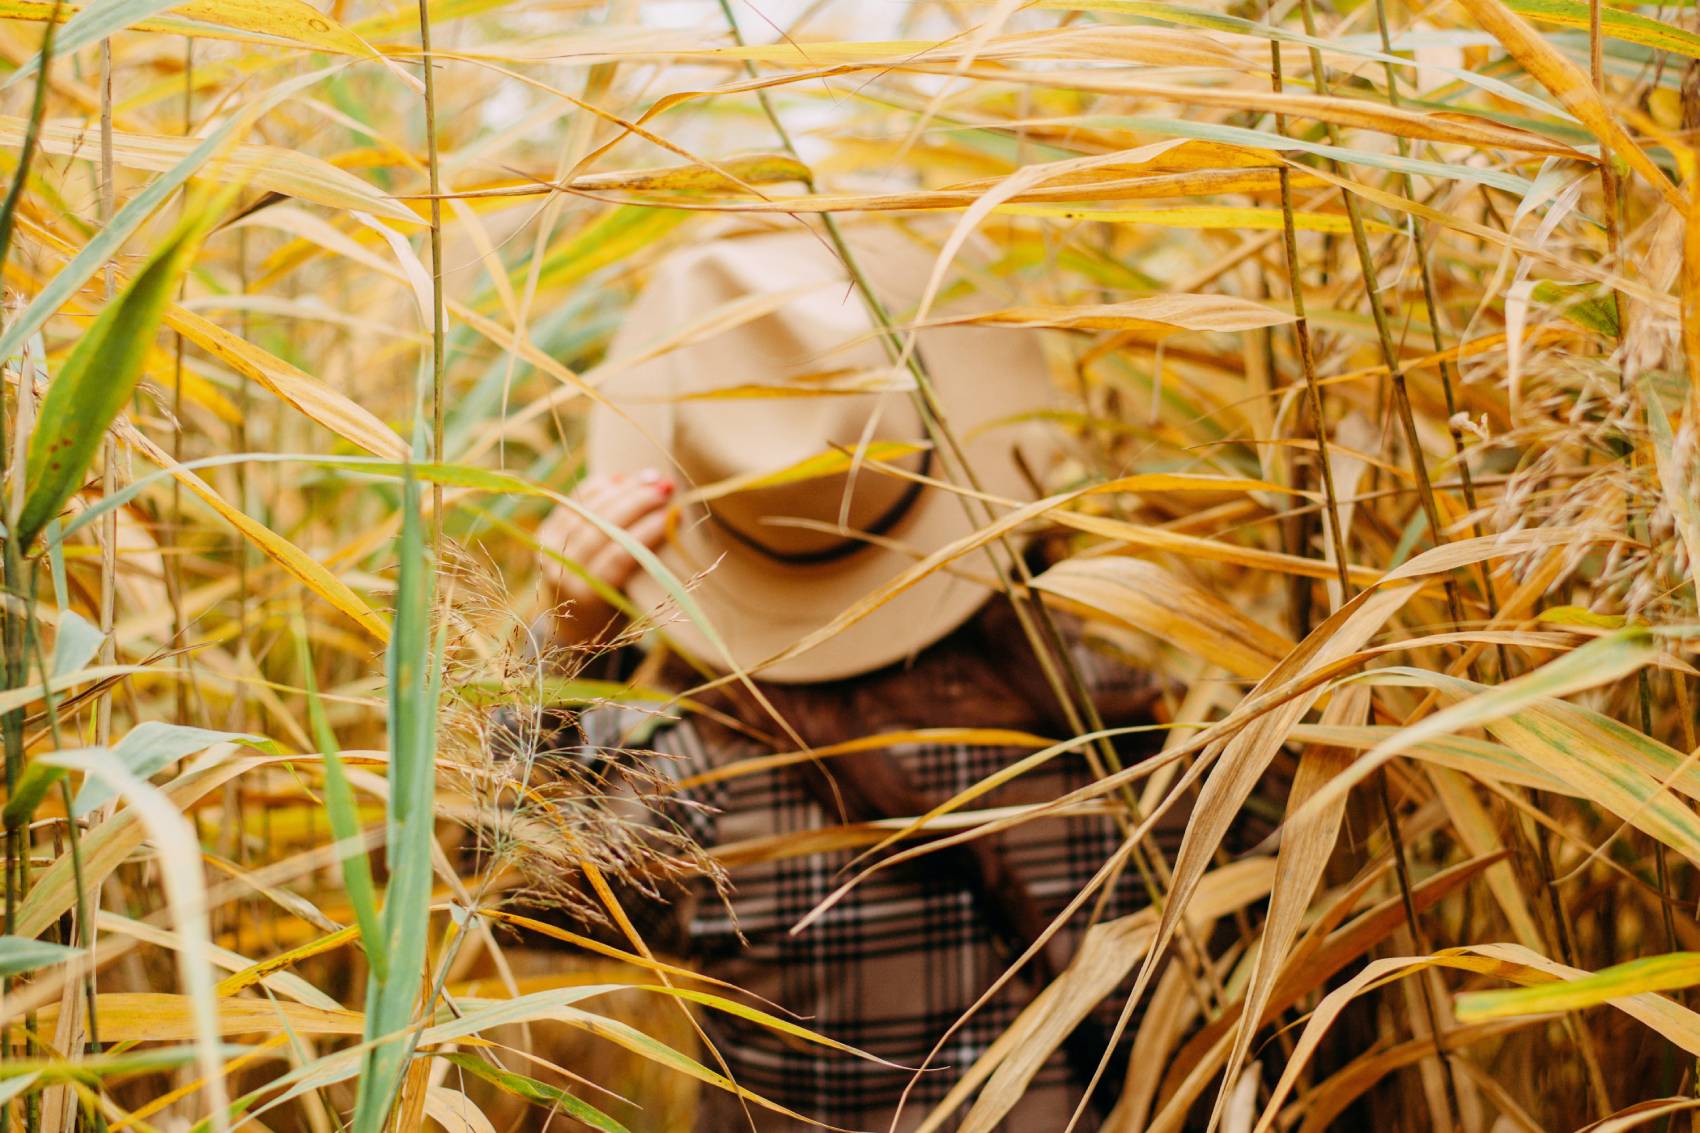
[0,0,1697,1127]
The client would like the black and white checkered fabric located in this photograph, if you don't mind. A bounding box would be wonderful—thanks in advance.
[562,641,1187,1132]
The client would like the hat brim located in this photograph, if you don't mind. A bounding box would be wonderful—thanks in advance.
[585,224,1052,683]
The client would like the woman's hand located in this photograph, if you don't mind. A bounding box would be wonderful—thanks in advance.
[536,469,674,646]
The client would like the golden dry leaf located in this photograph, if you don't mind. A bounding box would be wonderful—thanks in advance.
[0,116,414,221]
[29,993,364,1042]
[950,141,1286,181]
[213,926,362,999]
[1457,952,1700,1020]
[0,0,374,53]
[632,168,1322,214]
[1579,1098,1700,1132]
[996,203,1366,234]
[119,426,391,641]
[1210,687,1368,1132]
[946,858,1278,1133]
[1033,556,1293,678]
[165,0,375,52]
[1452,0,1682,210]
[953,74,1586,159]
[477,908,745,990]
[936,294,1297,335]
[1286,724,1566,793]
[163,307,407,460]
[452,152,813,200]
[700,26,1256,71]
[1055,513,1382,586]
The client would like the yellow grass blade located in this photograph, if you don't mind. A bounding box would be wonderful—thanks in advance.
[1451,0,1683,210]
[1210,687,1367,1133]
[1457,952,1700,1020]
[952,859,1276,1133]
[1033,556,1292,679]
[937,294,1296,335]
[0,115,413,221]
[31,992,363,1041]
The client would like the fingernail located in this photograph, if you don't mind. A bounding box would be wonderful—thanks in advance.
[636,468,662,484]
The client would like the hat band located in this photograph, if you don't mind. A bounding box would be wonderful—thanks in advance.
[710,445,934,566]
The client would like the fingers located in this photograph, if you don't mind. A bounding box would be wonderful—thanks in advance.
[537,470,675,604]
[592,473,675,534]
[571,472,626,515]
[541,474,653,564]
[583,507,669,595]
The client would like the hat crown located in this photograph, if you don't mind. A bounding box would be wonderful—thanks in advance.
[660,243,928,561]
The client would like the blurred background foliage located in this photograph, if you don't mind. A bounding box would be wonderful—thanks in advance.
[3,0,1700,1127]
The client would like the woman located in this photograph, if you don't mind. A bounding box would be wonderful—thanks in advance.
[521,224,1178,1132]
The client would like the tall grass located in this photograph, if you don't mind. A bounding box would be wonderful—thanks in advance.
[1,0,1699,1128]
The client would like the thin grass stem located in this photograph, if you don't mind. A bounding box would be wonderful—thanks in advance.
[419,0,446,550]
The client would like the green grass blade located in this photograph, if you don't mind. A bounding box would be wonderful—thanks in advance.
[0,935,79,977]
[294,613,386,982]
[350,460,437,1133]
[436,1052,632,1133]
[14,203,209,547]
[70,722,273,818]
[1287,627,1659,826]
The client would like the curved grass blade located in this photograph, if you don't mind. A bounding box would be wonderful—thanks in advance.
[436,1052,631,1133]
[1453,0,1682,209]
[0,115,416,222]
[1505,0,1700,59]
[14,199,212,547]
[1286,627,1660,826]
[39,751,233,1131]
[70,722,272,818]
[1,0,374,81]
[0,937,78,978]
[1458,953,1700,1020]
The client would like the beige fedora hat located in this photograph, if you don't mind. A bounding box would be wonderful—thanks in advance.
[585,222,1054,683]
